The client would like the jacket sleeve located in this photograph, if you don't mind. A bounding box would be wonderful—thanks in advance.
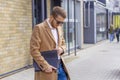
[30,26,50,71]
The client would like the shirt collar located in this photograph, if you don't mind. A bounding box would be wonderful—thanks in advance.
[46,18,55,30]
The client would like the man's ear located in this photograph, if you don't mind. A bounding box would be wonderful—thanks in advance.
[49,15,54,21]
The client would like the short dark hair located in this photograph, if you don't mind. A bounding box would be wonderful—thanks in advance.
[51,6,66,18]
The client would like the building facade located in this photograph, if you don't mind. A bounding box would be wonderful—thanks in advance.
[61,0,82,55]
[84,0,107,43]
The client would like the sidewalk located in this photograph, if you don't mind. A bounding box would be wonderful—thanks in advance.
[1,39,120,80]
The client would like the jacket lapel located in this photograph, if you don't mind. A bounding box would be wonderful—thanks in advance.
[57,27,61,46]
[43,21,56,44]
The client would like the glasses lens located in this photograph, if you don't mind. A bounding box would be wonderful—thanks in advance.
[57,21,64,24]
[54,17,64,25]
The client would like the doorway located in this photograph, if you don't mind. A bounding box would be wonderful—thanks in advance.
[32,0,47,27]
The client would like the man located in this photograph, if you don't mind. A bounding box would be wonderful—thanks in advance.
[108,24,115,42]
[115,27,120,42]
[30,6,70,80]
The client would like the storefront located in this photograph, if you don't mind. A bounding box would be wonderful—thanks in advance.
[113,13,120,28]
[84,0,107,43]
[61,0,81,55]
[96,4,107,41]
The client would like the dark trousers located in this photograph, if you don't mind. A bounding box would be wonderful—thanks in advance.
[116,34,119,42]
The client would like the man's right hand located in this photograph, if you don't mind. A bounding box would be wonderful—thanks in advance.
[44,65,57,73]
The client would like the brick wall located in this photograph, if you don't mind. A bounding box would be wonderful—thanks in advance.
[0,0,32,74]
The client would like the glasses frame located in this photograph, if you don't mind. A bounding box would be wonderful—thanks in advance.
[53,16,64,25]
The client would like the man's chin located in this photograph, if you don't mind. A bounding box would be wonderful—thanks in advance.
[53,26,57,28]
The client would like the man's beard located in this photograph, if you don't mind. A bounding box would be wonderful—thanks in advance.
[51,20,57,28]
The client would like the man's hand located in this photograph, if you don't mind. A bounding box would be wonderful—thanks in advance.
[44,65,57,73]
[55,47,63,55]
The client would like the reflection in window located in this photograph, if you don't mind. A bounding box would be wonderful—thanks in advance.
[96,6,107,41]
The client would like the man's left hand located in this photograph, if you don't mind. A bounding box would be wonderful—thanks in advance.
[55,47,63,55]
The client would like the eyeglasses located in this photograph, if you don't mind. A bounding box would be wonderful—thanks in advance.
[53,17,64,25]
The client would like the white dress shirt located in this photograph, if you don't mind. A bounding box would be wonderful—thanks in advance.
[46,19,60,59]
[46,19,58,47]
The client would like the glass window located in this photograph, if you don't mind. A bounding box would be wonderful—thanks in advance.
[96,6,107,41]
[61,0,81,53]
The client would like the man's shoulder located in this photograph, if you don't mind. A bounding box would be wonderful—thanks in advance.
[34,22,44,29]
[35,23,43,27]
